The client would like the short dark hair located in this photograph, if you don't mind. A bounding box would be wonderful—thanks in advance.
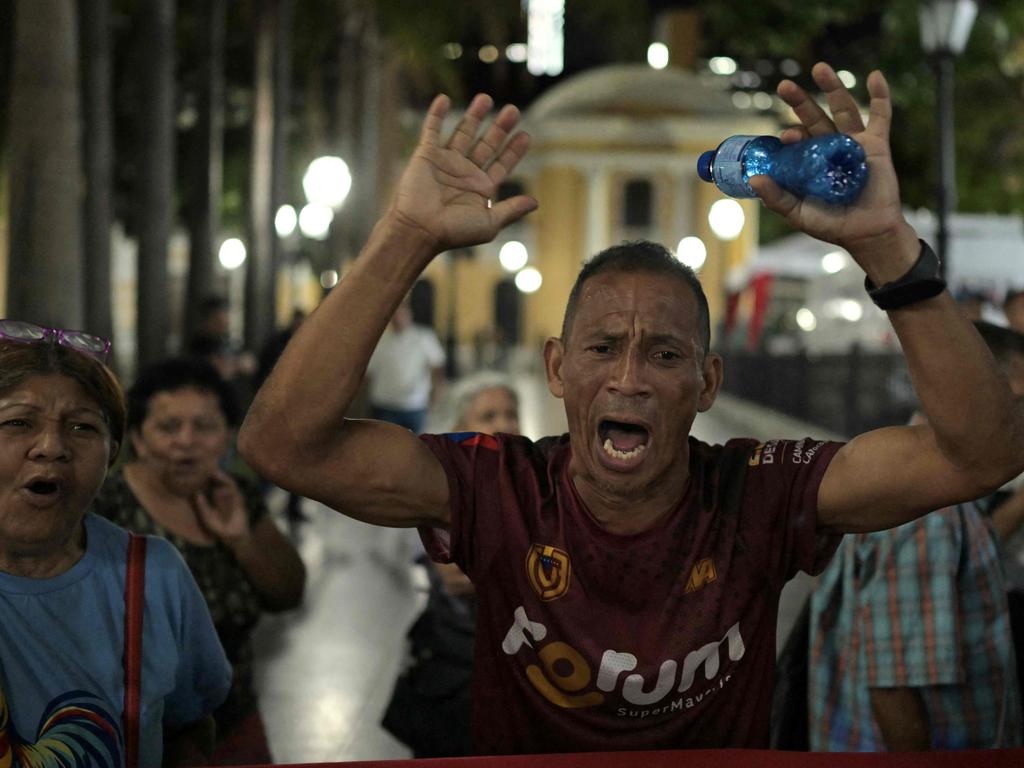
[560,240,711,353]
[127,357,240,433]
[0,339,126,465]
[974,320,1024,366]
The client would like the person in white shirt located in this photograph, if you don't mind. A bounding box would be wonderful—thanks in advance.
[366,298,445,433]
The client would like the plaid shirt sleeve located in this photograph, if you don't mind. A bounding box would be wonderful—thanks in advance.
[859,510,964,689]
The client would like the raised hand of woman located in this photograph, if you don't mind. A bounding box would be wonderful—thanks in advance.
[193,470,251,546]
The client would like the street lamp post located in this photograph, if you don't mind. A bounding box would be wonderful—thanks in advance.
[919,0,978,277]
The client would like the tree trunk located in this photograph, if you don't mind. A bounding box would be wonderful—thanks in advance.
[79,0,114,342]
[135,0,176,367]
[245,0,276,351]
[270,0,294,324]
[185,0,226,341]
[355,4,381,250]
[6,0,84,328]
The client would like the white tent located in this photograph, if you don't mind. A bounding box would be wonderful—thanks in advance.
[735,210,1024,295]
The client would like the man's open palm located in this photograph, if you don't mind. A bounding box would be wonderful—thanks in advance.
[390,93,537,253]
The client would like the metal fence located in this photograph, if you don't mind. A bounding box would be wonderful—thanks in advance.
[719,346,918,438]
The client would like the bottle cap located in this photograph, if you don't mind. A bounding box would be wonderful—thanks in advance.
[696,151,715,182]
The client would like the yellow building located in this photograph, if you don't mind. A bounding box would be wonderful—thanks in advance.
[422,63,778,361]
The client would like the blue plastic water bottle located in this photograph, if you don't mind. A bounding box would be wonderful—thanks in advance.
[697,134,868,205]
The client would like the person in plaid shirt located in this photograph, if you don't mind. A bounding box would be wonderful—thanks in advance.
[809,321,1024,751]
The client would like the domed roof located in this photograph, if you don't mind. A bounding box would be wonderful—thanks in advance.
[526,64,738,122]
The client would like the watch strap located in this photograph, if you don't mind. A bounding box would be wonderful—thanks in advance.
[864,240,946,310]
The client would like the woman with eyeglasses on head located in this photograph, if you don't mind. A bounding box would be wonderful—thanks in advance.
[92,357,306,765]
[0,320,231,767]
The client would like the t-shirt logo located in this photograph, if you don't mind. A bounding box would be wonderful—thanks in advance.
[526,544,571,601]
[684,557,717,594]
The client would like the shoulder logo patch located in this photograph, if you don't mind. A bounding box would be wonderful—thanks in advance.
[526,544,572,601]
[444,431,500,450]
[685,557,717,594]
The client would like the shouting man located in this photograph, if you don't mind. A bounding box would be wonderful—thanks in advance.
[239,63,1024,754]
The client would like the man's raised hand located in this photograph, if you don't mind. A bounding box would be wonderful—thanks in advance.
[389,93,537,255]
[749,63,914,270]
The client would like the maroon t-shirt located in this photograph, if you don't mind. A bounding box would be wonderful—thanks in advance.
[419,432,842,754]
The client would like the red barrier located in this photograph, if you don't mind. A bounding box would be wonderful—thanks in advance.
[228,748,1024,768]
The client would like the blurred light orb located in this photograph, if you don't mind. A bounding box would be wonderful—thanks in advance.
[780,58,801,77]
[275,205,298,238]
[647,43,669,70]
[735,71,761,88]
[218,238,246,270]
[837,70,857,88]
[821,251,848,274]
[479,45,499,63]
[499,241,529,272]
[303,156,351,209]
[443,43,463,60]
[299,204,334,240]
[708,199,745,240]
[731,92,752,109]
[709,56,737,75]
[838,299,864,322]
[320,269,339,289]
[796,308,817,332]
[752,91,774,110]
[506,43,527,63]
[676,236,707,271]
[515,267,543,294]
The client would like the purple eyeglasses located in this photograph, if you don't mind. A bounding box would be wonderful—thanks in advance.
[0,319,112,363]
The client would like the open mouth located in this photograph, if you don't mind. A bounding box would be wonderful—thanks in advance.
[25,479,61,497]
[598,419,651,462]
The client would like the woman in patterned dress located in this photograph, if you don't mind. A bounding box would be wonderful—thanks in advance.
[94,357,305,765]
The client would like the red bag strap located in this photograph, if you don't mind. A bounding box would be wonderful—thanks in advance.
[123,533,146,768]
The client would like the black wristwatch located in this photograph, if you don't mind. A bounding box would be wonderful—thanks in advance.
[864,240,946,310]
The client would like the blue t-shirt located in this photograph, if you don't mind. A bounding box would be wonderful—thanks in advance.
[0,514,231,767]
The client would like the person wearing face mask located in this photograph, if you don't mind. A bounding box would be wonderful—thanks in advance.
[0,321,230,767]
[93,358,306,765]
[383,372,520,757]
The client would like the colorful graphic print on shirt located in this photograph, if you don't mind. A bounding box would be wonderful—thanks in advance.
[0,685,121,767]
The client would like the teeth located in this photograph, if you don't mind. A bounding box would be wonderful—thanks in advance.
[603,438,647,461]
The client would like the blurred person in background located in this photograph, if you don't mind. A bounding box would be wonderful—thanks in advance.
[366,296,445,434]
[808,320,1024,751]
[0,321,230,767]
[255,309,309,527]
[256,309,306,391]
[976,323,1024,707]
[383,372,520,757]
[93,357,306,765]
[188,296,258,410]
